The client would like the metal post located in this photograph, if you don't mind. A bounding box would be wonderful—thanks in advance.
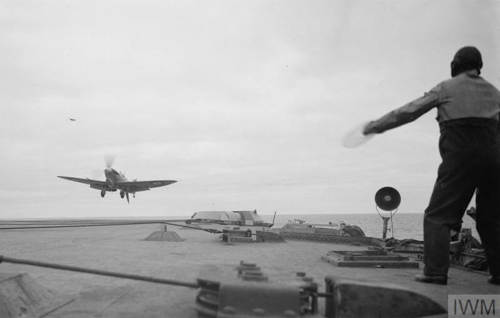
[382,217,390,240]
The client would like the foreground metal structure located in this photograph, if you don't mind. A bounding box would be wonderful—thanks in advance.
[0,256,446,317]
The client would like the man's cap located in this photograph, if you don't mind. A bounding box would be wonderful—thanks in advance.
[451,46,483,76]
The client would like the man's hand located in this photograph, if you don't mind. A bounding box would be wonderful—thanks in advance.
[342,121,376,148]
[363,121,377,135]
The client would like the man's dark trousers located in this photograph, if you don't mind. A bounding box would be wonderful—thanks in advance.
[424,118,500,277]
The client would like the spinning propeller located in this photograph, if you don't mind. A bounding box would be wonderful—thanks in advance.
[104,155,130,203]
[105,155,115,170]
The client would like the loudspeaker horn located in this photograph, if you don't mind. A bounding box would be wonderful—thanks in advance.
[375,187,401,211]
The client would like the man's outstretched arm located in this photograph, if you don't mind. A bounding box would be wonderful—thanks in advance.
[364,93,441,134]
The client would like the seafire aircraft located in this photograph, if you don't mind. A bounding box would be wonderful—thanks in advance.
[58,158,177,203]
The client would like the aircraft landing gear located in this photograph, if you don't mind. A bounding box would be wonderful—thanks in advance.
[120,190,125,199]
[100,190,106,198]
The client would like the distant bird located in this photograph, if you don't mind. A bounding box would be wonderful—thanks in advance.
[69,118,77,122]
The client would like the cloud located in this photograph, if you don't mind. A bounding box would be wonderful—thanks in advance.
[0,0,498,217]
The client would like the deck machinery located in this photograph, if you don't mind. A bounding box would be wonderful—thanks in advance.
[0,256,446,318]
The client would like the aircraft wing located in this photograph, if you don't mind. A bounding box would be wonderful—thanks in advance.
[58,176,106,187]
[116,180,177,192]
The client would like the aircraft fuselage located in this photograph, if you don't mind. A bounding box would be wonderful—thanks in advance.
[104,168,127,190]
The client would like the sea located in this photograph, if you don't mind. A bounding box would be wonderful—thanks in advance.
[259,213,478,241]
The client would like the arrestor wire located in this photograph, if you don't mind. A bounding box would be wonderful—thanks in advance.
[0,220,220,233]
[0,255,199,289]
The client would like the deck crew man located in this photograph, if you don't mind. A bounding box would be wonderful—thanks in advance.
[364,46,500,285]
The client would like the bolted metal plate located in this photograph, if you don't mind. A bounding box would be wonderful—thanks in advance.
[216,283,301,318]
[195,262,319,318]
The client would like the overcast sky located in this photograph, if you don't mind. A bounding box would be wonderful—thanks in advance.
[0,0,499,218]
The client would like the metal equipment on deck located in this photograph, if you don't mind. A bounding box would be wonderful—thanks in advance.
[280,231,383,247]
[325,276,446,318]
[0,273,73,318]
[221,229,285,243]
[196,261,319,318]
[0,255,446,317]
[322,250,419,268]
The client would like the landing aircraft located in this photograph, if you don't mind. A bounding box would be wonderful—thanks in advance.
[58,160,177,203]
